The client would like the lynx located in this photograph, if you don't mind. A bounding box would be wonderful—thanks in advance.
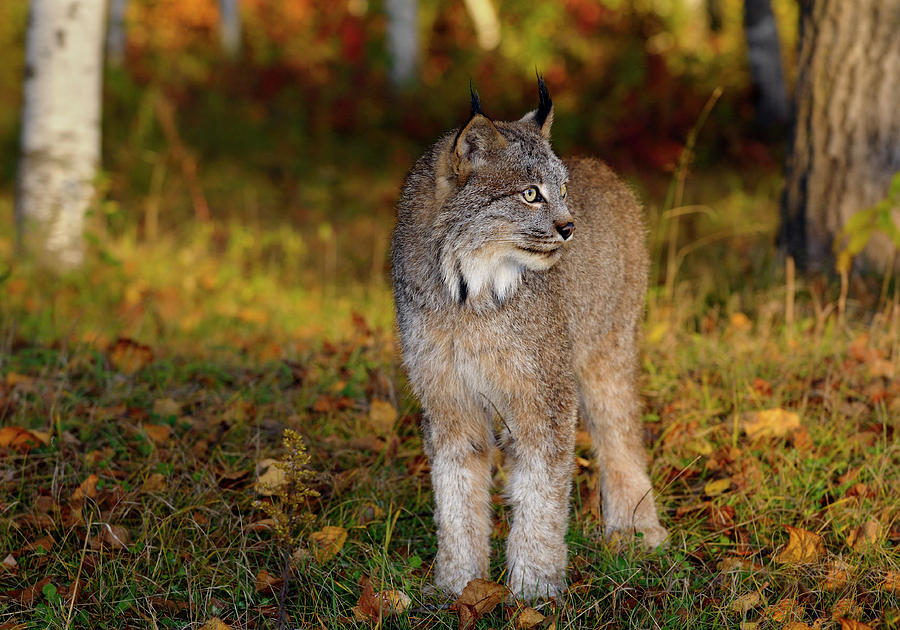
[391,79,668,601]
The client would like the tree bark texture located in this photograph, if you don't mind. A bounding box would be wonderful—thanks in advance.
[386,0,418,87]
[780,0,900,271]
[744,0,789,128]
[220,0,241,58]
[17,0,106,270]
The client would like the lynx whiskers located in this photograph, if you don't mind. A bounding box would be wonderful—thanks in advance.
[391,78,668,601]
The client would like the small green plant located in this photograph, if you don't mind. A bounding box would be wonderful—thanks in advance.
[835,171,900,272]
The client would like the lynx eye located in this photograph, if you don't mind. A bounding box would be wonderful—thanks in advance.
[560,183,567,198]
[522,186,543,203]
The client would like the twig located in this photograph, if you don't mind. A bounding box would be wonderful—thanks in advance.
[785,255,795,337]
[276,545,292,630]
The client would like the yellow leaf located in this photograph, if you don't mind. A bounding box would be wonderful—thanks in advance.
[152,398,182,417]
[367,399,398,435]
[198,619,232,630]
[646,321,668,344]
[743,409,801,440]
[141,473,167,493]
[254,458,286,496]
[729,312,752,332]
[837,619,873,630]
[5,372,35,388]
[704,478,732,496]
[845,520,879,551]
[309,526,347,564]
[72,474,99,502]
[729,591,762,614]
[774,525,825,564]
[515,606,546,629]
[143,424,171,444]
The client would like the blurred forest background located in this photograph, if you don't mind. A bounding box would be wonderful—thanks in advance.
[0,0,805,347]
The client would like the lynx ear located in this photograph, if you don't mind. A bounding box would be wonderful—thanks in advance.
[519,74,553,139]
[453,89,507,179]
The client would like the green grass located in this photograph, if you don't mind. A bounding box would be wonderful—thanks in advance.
[0,174,898,629]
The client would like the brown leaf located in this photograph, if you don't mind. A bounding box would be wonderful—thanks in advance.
[451,579,509,630]
[742,409,801,440]
[23,535,55,553]
[0,620,28,630]
[831,599,863,620]
[0,426,45,452]
[881,571,900,593]
[845,520,879,551]
[72,474,99,502]
[765,597,802,623]
[109,338,154,374]
[92,523,130,550]
[143,424,171,444]
[774,525,825,564]
[728,591,762,614]
[351,576,410,621]
[198,619,232,630]
[729,312,752,332]
[254,569,283,593]
[821,560,852,590]
[367,399,398,435]
[152,397,182,417]
[782,624,814,630]
[4,372,36,388]
[513,606,546,629]
[309,526,347,564]
[141,473,167,493]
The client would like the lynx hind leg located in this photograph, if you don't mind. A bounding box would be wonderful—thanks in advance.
[577,331,668,549]
[422,400,494,597]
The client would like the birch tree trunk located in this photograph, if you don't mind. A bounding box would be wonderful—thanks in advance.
[780,0,900,271]
[386,0,418,87]
[744,0,788,128]
[106,0,128,66]
[16,0,106,270]
[220,0,241,58]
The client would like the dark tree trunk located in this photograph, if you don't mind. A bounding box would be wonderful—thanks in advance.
[780,0,900,271]
[744,0,789,129]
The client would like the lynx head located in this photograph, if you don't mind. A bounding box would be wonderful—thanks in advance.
[432,77,573,305]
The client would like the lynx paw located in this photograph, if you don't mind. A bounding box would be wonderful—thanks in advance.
[506,563,564,602]
[605,522,669,550]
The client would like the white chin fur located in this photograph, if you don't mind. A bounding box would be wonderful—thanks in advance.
[452,248,558,303]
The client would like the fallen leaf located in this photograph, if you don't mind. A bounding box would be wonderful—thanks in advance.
[254,569,283,593]
[367,399,397,434]
[92,524,130,550]
[143,424,171,444]
[2,554,18,572]
[0,620,28,630]
[514,606,546,629]
[867,358,895,379]
[23,535,55,553]
[254,459,286,496]
[782,624,814,630]
[775,525,825,564]
[832,599,863,620]
[0,426,45,451]
[109,338,154,374]
[309,526,347,564]
[821,560,852,590]
[451,579,509,630]
[4,372,35,388]
[351,576,410,621]
[141,473,167,493]
[72,474,99,502]
[704,478,732,496]
[152,398,182,417]
[765,597,802,623]
[198,619,232,630]
[743,409,801,440]
[845,520,879,551]
[881,571,900,593]
[729,591,762,614]
[729,312,752,332]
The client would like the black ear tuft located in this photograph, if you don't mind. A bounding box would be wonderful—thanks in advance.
[469,81,483,118]
[535,72,552,128]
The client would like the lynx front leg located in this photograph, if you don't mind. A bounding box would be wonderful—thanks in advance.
[422,404,493,596]
[504,411,576,600]
[578,338,668,548]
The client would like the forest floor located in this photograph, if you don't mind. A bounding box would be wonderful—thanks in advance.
[0,178,898,629]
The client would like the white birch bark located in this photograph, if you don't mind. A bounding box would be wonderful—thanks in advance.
[386,0,418,87]
[106,0,127,66]
[220,0,241,58]
[462,0,500,51]
[17,0,106,270]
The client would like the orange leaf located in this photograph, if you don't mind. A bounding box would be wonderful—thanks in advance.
[451,579,509,630]
[72,474,99,502]
[309,526,347,564]
[109,338,154,374]
[143,424,171,444]
[838,619,873,630]
[0,426,45,451]
[742,409,801,440]
[198,619,232,630]
[351,576,411,621]
[774,525,825,564]
[254,569,283,593]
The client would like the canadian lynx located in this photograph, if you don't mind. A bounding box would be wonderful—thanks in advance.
[391,79,668,601]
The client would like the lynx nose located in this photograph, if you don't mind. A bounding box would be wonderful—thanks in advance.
[556,221,575,241]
